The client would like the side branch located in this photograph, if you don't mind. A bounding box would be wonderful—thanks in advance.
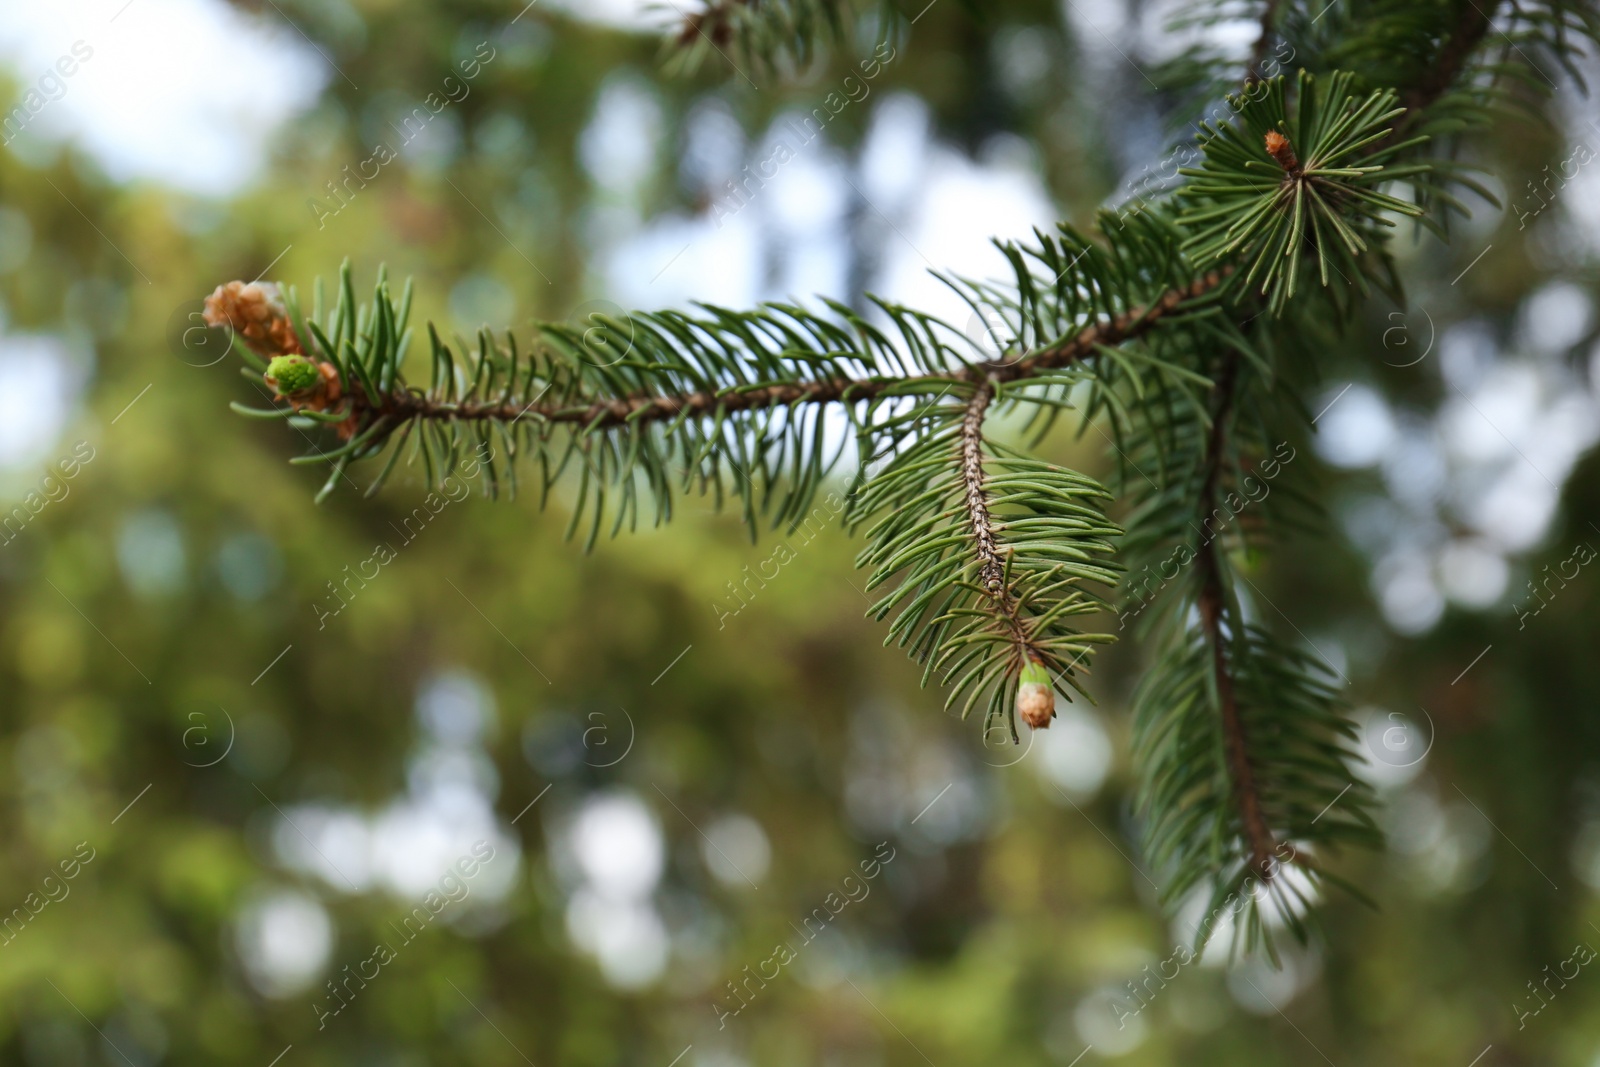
[1399,1,1495,120]
[1195,353,1278,880]
[1370,0,1498,154]
[1245,0,1281,84]
[1174,11,1503,886]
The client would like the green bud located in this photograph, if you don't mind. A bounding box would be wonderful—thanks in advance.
[267,355,320,395]
[1019,659,1051,689]
[1017,658,1055,729]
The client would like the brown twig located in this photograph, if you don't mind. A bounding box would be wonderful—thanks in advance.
[1398,1,1496,121]
[1373,0,1498,155]
[957,379,1033,647]
[677,0,755,48]
[959,378,1006,603]
[1193,353,1279,879]
[1244,0,1281,85]
[374,271,1227,432]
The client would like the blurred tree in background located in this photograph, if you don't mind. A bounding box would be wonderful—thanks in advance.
[3,0,1600,1065]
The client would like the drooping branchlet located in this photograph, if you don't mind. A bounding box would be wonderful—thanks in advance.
[959,382,1060,731]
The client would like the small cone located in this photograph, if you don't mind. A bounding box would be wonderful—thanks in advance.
[1016,659,1055,729]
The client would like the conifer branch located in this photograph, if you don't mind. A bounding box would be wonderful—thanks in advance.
[200,0,1600,955]
[351,270,1227,434]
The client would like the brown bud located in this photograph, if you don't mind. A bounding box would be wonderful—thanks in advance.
[203,280,304,358]
[1017,680,1054,729]
[1264,130,1300,174]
